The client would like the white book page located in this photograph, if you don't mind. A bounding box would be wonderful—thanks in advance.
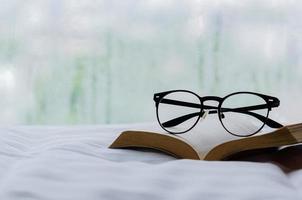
[177,115,276,158]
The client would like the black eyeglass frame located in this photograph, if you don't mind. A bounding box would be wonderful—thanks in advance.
[153,90,283,137]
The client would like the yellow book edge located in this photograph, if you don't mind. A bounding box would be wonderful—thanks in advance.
[109,123,302,161]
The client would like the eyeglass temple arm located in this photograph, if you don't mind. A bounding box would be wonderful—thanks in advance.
[161,111,202,128]
[162,110,282,129]
[159,99,282,128]
[207,103,283,128]
[208,108,283,128]
[157,98,279,110]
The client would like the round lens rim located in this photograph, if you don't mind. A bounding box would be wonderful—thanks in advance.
[218,91,269,137]
[156,90,203,134]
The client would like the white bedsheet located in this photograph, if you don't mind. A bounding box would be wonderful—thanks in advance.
[0,123,301,200]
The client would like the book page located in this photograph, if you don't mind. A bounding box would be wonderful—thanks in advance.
[174,115,276,158]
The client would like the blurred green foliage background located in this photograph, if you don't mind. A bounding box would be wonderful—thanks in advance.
[0,0,301,124]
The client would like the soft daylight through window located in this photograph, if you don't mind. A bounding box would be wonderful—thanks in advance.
[0,0,301,124]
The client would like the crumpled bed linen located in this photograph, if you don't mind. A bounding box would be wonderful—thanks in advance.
[0,123,301,200]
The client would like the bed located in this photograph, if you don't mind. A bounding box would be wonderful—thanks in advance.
[0,123,301,200]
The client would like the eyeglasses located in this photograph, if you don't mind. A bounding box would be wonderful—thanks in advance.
[153,90,283,137]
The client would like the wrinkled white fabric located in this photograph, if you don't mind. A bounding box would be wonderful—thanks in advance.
[0,123,301,200]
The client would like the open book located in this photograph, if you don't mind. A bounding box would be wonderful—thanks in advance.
[109,117,302,161]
